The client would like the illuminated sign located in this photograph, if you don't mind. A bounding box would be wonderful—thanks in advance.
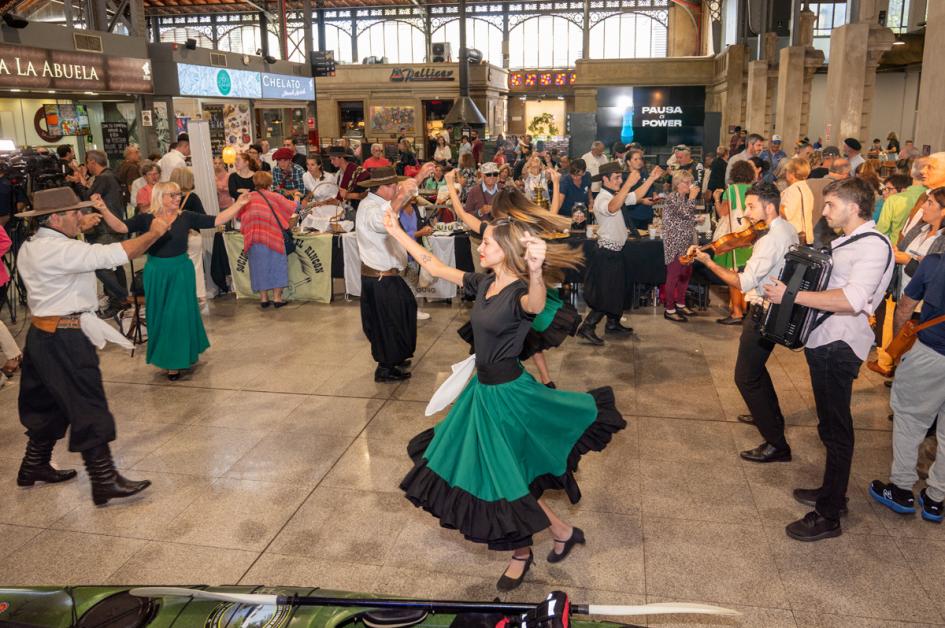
[178,64,261,98]
[261,72,315,100]
[0,43,152,93]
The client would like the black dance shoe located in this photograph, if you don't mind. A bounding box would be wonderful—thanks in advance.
[677,305,697,317]
[739,442,792,463]
[375,366,412,382]
[547,527,585,563]
[786,511,841,542]
[167,371,180,382]
[605,320,633,334]
[260,301,272,309]
[663,311,687,323]
[577,324,605,346]
[16,440,77,487]
[397,359,412,369]
[792,487,849,517]
[273,301,288,309]
[545,381,557,389]
[737,414,755,424]
[496,551,533,592]
[716,315,743,325]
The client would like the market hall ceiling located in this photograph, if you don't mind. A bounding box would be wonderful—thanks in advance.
[143,0,468,16]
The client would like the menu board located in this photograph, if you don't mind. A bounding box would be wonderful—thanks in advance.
[101,121,129,159]
[44,103,90,136]
[202,104,226,154]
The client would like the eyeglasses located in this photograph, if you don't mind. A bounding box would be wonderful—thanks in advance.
[483,173,498,178]
[168,192,182,198]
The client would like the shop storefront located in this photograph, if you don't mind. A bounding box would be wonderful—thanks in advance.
[0,42,153,158]
[150,52,314,155]
[314,62,508,158]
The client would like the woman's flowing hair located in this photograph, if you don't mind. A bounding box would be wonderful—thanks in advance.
[149,181,181,214]
[490,186,568,232]
[489,219,583,286]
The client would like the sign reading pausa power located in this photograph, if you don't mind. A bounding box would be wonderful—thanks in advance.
[0,43,153,93]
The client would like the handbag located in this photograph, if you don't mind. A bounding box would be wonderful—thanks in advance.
[867,313,945,376]
[258,191,296,256]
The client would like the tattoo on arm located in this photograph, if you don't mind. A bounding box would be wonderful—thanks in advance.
[420,254,432,264]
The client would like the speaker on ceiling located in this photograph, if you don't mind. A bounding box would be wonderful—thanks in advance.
[185,38,197,50]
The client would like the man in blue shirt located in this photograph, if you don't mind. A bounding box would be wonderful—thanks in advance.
[759,135,787,183]
[869,253,945,523]
[557,158,592,218]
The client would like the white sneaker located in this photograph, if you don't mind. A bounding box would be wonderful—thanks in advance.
[417,310,431,321]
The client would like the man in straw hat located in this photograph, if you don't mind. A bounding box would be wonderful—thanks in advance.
[357,164,434,382]
[14,187,170,506]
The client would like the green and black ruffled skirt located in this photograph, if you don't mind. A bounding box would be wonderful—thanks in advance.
[400,359,626,551]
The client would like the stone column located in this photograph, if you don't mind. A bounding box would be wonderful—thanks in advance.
[774,8,824,143]
[914,1,945,150]
[822,22,895,143]
[744,33,778,136]
[668,1,701,57]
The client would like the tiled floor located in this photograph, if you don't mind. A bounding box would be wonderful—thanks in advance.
[1,294,943,627]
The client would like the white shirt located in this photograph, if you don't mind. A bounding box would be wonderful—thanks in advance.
[18,228,129,317]
[739,217,798,304]
[303,170,335,193]
[849,153,865,173]
[433,145,452,162]
[581,151,609,192]
[129,176,148,207]
[356,192,407,272]
[157,149,187,182]
[725,149,751,184]
[806,221,894,360]
[593,188,628,246]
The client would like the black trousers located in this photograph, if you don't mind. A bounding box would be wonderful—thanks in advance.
[360,274,417,368]
[805,340,862,521]
[734,309,787,450]
[584,246,625,319]
[95,266,128,308]
[18,327,116,452]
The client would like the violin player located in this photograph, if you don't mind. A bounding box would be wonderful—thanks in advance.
[686,182,798,463]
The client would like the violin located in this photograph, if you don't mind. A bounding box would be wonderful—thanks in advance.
[678,220,768,265]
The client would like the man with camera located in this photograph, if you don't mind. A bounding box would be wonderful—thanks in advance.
[765,178,893,541]
[14,187,169,506]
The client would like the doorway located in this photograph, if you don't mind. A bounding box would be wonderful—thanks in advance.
[338,101,364,140]
[422,99,453,161]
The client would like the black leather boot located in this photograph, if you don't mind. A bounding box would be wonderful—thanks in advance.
[577,311,605,346]
[82,444,151,506]
[16,439,78,487]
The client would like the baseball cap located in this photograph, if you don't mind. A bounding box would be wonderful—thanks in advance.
[771,135,782,143]
[479,161,500,175]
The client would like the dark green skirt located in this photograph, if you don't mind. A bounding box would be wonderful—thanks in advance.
[143,254,210,370]
[400,367,625,551]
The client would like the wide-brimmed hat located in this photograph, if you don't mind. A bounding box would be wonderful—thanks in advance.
[479,161,499,175]
[591,161,626,182]
[358,166,407,188]
[326,146,348,157]
[16,187,95,218]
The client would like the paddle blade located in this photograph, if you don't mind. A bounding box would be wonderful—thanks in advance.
[586,603,741,617]
[129,587,279,606]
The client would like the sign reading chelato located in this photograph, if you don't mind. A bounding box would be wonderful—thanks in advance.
[0,43,152,93]
[389,67,455,82]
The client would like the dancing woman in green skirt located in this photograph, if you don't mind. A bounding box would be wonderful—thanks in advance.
[383,178,626,592]
[95,182,249,380]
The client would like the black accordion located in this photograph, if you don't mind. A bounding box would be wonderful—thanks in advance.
[760,245,834,349]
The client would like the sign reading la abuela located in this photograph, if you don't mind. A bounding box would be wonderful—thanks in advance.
[0,43,153,93]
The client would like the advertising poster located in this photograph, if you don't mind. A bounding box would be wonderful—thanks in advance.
[202,103,226,155]
[222,102,252,152]
[153,101,171,154]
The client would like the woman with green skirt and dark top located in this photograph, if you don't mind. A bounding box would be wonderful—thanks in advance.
[382,181,626,592]
[712,159,756,325]
[96,181,250,380]
[443,168,581,388]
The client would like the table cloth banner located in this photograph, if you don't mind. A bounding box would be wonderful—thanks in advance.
[223,232,333,303]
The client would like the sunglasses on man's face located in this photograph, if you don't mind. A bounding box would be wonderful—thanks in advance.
[484,173,497,178]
